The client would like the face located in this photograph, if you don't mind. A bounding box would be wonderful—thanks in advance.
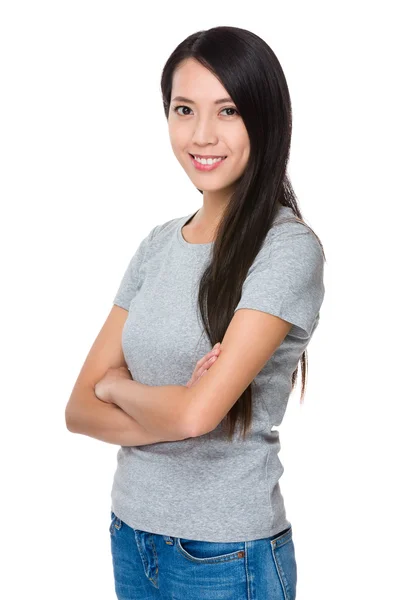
[168,58,250,196]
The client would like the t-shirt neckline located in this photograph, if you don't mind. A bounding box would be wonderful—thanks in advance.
[177,211,214,249]
[176,205,295,249]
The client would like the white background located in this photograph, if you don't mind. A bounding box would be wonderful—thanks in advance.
[1,1,413,598]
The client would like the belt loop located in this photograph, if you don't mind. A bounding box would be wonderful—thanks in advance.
[163,535,174,545]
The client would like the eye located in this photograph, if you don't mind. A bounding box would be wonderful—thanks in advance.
[220,107,239,117]
[173,105,192,116]
[172,105,239,117]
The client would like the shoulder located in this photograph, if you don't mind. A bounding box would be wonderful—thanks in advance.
[127,216,182,264]
[267,207,325,263]
[239,208,325,286]
[147,214,186,244]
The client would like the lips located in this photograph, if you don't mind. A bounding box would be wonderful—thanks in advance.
[189,153,227,171]
[189,154,227,159]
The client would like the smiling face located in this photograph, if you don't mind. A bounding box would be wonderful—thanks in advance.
[167,58,250,196]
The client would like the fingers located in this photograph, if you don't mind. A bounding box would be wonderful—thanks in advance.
[201,345,221,368]
[195,355,217,378]
[195,345,221,379]
[197,343,221,368]
[187,343,222,388]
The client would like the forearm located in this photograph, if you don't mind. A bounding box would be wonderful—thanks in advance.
[109,379,192,441]
[66,388,170,446]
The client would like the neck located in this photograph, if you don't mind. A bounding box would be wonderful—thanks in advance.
[194,189,233,231]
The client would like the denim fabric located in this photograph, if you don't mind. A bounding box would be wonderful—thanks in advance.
[109,510,297,599]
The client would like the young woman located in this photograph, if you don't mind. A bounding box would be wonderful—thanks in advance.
[66,25,326,600]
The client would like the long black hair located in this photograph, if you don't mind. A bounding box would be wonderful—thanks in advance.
[160,26,326,441]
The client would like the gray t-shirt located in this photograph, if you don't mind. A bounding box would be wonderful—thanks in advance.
[110,205,325,542]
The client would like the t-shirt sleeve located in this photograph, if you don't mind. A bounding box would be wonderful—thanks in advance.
[112,225,158,311]
[234,222,325,339]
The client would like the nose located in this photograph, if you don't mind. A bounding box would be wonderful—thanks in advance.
[191,117,219,146]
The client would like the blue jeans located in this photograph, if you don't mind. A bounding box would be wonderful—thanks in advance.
[109,510,297,599]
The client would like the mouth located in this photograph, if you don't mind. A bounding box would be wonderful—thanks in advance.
[189,154,228,159]
[189,153,228,172]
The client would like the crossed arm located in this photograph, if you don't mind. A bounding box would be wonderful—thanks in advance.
[107,308,292,441]
[66,387,177,447]
[67,307,291,446]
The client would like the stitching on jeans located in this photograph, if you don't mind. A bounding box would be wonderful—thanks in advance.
[148,534,160,586]
[271,545,290,600]
[245,541,252,600]
[271,527,292,549]
[176,539,245,564]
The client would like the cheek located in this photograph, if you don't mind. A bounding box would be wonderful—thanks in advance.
[232,129,250,161]
[170,140,190,170]
[233,142,249,167]
[168,126,187,152]
[240,140,250,165]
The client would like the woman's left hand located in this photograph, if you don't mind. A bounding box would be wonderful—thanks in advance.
[94,366,133,404]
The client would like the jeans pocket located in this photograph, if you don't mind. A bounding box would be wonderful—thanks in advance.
[176,538,246,564]
[270,528,297,600]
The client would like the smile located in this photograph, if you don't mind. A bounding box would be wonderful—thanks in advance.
[189,154,227,171]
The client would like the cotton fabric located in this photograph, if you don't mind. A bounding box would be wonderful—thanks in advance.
[110,204,325,542]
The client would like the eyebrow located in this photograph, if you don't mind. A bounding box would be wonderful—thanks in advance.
[171,96,234,105]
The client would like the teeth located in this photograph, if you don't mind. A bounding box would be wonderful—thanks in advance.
[193,156,225,165]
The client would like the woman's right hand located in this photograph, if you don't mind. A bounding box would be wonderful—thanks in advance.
[185,343,222,388]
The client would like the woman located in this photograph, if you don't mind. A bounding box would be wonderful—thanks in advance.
[66,25,325,599]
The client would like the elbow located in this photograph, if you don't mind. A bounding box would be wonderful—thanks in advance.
[180,387,215,439]
[180,387,202,439]
[170,415,197,441]
[184,422,199,439]
[184,412,208,439]
[65,414,76,433]
[65,404,79,433]
[65,385,95,433]
[187,420,212,438]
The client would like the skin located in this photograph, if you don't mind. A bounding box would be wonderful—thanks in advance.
[168,57,250,242]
